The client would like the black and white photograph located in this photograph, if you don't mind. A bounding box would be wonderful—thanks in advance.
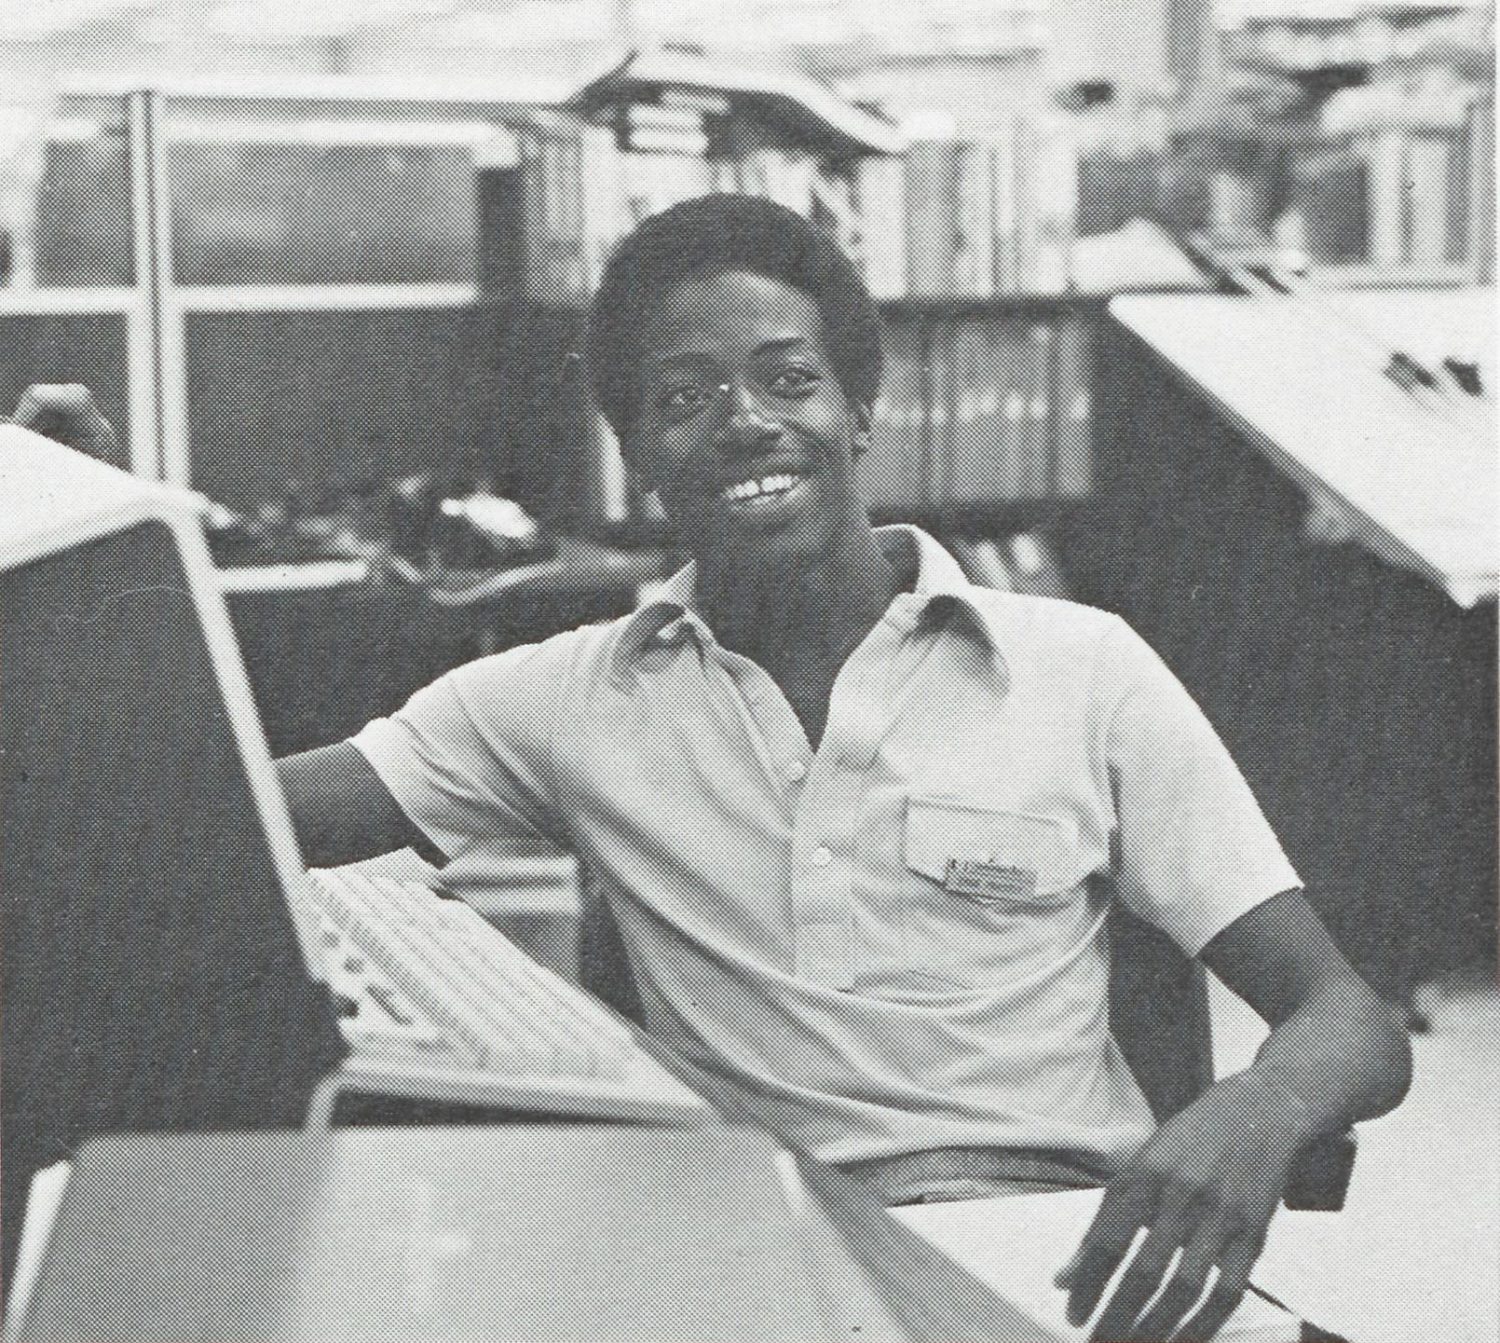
[1,2,1494,1340]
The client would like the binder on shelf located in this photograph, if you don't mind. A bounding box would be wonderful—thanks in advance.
[1012,119,1040,295]
[864,317,927,514]
[1466,96,1495,280]
[1365,129,1408,267]
[994,320,1029,501]
[927,317,958,504]
[1054,316,1092,498]
[579,124,625,290]
[1406,131,1455,263]
[1018,321,1053,498]
[1027,118,1077,294]
[953,140,996,297]
[991,131,1019,294]
[945,317,998,505]
[518,117,586,301]
[855,154,907,299]
[904,140,960,298]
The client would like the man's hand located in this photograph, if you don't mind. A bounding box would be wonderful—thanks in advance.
[1056,890,1410,1342]
[12,383,120,462]
[1056,1067,1315,1341]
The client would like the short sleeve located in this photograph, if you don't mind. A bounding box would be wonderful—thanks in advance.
[349,642,566,864]
[1101,618,1301,955]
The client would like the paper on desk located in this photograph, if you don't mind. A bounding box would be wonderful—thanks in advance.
[893,1187,1318,1343]
[4,1161,72,1343]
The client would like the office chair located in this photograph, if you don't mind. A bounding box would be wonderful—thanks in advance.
[578,882,1355,1211]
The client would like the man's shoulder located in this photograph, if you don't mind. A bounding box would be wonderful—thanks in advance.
[448,611,643,693]
[960,586,1127,656]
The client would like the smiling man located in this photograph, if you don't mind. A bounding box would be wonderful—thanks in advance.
[268,195,1409,1342]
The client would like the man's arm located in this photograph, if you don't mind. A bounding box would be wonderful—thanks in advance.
[11,383,122,462]
[278,742,445,870]
[1059,889,1411,1341]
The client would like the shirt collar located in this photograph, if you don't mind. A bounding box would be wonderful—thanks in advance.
[610,524,1002,681]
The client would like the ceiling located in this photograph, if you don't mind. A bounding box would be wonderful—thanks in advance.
[4,0,1052,51]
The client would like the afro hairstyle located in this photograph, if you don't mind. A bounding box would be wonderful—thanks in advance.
[583,193,883,443]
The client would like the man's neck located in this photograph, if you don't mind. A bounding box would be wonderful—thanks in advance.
[693,524,910,669]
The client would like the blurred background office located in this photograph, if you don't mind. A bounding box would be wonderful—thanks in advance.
[0,6,1494,1332]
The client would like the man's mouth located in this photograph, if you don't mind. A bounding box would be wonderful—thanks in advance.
[718,470,806,505]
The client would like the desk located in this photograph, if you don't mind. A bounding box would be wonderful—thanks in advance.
[221,543,661,756]
[1109,291,1495,607]
[8,1126,1061,1343]
[1074,292,1497,1001]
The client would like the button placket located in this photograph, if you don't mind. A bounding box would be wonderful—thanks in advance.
[707,644,810,810]
[785,620,909,988]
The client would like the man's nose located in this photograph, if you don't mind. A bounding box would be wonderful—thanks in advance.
[714,380,782,451]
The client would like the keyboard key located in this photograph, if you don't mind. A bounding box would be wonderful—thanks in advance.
[308,870,634,1080]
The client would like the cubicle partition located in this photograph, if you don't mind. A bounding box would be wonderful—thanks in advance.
[182,298,506,508]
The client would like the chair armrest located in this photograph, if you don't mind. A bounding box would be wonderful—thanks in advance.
[1283,1129,1357,1211]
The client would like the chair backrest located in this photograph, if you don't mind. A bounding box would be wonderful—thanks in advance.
[1106,905,1217,1121]
[578,871,645,1024]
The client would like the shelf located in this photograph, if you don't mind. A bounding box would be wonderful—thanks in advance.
[173,284,481,313]
[0,288,139,316]
[1304,262,1478,290]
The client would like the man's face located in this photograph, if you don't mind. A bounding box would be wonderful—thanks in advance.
[627,270,872,569]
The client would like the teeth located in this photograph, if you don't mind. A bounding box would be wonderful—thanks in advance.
[721,472,802,503]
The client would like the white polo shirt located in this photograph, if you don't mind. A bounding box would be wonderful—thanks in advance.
[351,527,1300,1166]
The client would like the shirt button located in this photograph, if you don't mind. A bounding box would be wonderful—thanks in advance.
[785,761,807,783]
[811,845,833,867]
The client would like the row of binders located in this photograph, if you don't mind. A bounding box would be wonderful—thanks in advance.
[862,313,1092,512]
[508,109,1081,304]
[854,125,1079,299]
[1357,103,1493,268]
[1320,71,1494,270]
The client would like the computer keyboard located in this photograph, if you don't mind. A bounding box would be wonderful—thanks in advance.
[309,868,634,1075]
[304,869,709,1124]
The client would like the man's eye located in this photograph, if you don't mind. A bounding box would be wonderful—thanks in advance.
[658,385,710,416]
[771,367,820,395]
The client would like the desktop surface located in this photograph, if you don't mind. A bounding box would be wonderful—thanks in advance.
[1108,290,1496,607]
[12,1126,882,1343]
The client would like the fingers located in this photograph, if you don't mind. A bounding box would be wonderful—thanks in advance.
[1074,1176,1261,1343]
[1058,1174,1161,1327]
[1087,1174,1202,1339]
[1172,1236,1264,1343]
[1120,1218,1224,1341]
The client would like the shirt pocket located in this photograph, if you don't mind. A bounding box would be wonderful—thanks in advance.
[898,794,1088,991]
